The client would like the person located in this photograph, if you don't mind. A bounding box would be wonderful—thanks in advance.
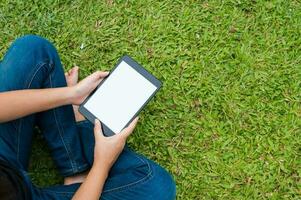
[0,35,176,200]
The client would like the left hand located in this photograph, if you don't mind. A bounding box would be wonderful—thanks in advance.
[70,71,109,105]
[93,117,139,171]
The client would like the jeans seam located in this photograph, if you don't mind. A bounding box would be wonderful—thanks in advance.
[26,60,51,88]
[16,119,22,163]
[16,61,50,164]
[41,189,76,195]
[43,157,153,196]
[50,73,77,174]
[53,108,76,173]
[102,154,153,193]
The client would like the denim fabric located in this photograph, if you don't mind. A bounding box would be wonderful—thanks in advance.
[0,35,176,200]
[0,34,89,176]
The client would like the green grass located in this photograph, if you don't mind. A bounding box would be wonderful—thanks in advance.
[1,0,301,199]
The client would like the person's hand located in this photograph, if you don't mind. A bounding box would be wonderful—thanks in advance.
[69,71,109,105]
[93,117,139,171]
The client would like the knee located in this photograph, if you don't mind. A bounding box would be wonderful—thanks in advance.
[12,34,56,54]
[0,35,60,89]
[15,34,52,46]
[149,162,176,200]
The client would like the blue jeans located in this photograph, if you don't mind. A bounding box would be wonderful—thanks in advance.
[0,35,176,200]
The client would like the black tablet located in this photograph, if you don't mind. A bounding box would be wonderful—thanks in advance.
[79,55,162,136]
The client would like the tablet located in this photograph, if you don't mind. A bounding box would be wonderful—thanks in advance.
[79,55,162,136]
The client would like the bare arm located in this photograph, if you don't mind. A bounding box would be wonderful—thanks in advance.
[71,162,109,200]
[0,88,73,123]
[72,118,139,200]
[0,71,108,123]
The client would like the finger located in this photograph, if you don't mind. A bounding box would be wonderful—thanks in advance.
[87,71,102,82]
[94,119,101,134]
[97,71,109,78]
[95,71,110,78]
[81,72,101,86]
[91,71,108,88]
[93,77,104,88]
[86,71,108,83]
[120,117,139,138]
[94,119,104,140]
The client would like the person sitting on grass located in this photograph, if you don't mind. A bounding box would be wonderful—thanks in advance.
[0,35,176,200]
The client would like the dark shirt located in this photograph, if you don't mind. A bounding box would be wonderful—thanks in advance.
[0,160,30,200]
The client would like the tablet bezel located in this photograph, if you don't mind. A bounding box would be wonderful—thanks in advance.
[79,55,162,136]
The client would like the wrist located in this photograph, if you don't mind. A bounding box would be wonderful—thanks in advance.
[92,161,109,178]
[65,86,77,105]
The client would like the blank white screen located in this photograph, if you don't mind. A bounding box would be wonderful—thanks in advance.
[84,61,157,133]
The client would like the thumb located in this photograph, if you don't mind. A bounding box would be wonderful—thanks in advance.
[90,71,109,81]
[87,71,109,89]
[120,117,139,139]
[94,119,104,140]
[83,71,108,84]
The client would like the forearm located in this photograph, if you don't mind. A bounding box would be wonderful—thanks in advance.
[0,87,73,123]
[72,163,108,200]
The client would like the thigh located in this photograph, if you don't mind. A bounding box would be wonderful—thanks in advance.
[76,121,176,199]
[37,149,176,200]
[1,34,89,176]
[0,40,39,169]
[0,119,32,170]
[101,149,176,200]
[0,35,54,92]
[0,35,56,166]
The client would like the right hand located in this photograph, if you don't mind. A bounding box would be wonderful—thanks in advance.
[93,118,139,171]
[70,71,109,105]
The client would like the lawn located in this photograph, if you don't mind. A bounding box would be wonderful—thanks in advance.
[0,0,301,199]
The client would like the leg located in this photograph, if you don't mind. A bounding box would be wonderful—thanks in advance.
[38,121,176,200]
[0,35,44,169]
[100,148,176,200]
[78,121,176,199]
[0,35,89,176]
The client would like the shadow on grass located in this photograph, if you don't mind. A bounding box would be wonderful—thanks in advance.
[28,127,63,187]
